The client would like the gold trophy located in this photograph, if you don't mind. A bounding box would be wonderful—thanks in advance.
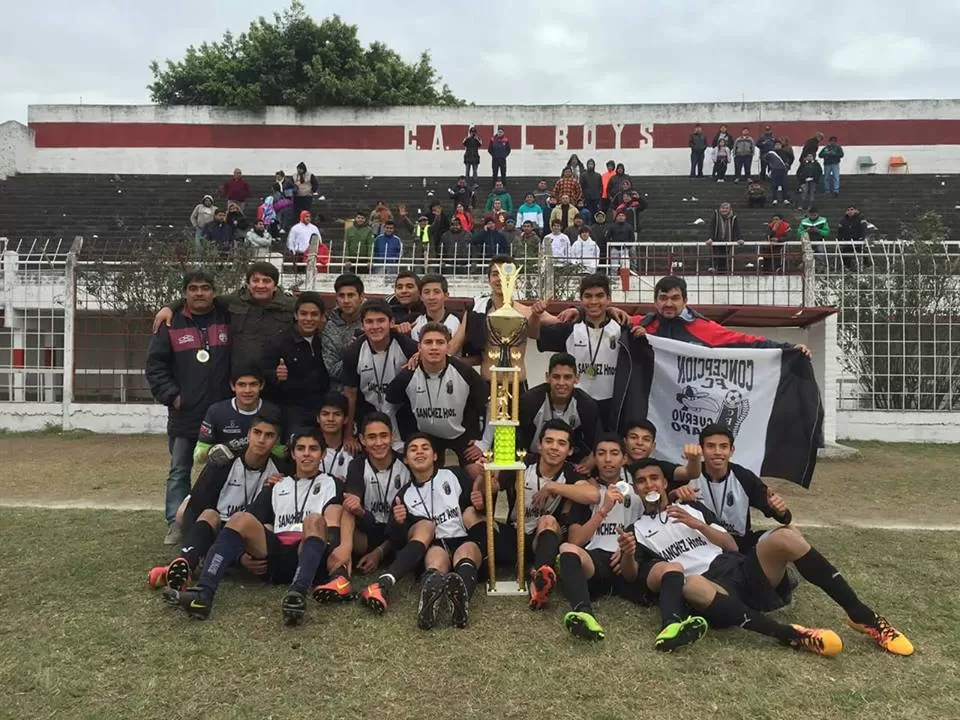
[484,262,529,595]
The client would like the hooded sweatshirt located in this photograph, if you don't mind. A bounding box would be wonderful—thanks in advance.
[191,197,216,228]
[287,211,321,254]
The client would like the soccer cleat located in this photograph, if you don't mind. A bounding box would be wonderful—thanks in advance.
[563,611,605,641]
[416,571,446,631]
[528,565,556,610]
[847,614,914,656]
[165,557,192,593]
[164,587,213,620]
[359,583,388,614]
[147,565,167,590]
[655,615,709,652]
[312,576,355,604]
[281,591,307,627]
[444,572,470,629]
[788,624,843,657]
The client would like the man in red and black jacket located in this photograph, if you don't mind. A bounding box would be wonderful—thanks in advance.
[146,270,232,545]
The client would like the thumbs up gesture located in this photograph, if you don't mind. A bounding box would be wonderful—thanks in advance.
[392,496,408,524]
[276,358,288,382]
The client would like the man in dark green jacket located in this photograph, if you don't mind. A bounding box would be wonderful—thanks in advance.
[818,136,845,197]
[344,212,375,271]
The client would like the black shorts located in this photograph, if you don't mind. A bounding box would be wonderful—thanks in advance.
[358,523,389,554]
[492,523,535,569]
[430,535,476,555]
[264,530,331,586]
[424,433,476,467]
[586,548,651,605]
[703,549,792,614]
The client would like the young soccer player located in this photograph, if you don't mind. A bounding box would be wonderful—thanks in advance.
[622,418,703,490]
[316,391,353,481]
[410,274,465,354]
[194,367,280,465]
[387,271,424,333]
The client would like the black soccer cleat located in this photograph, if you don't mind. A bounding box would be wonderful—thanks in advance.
[281,591,307,627]
[444,572,470,629]
[165,587,213,620]
[416,571,446,631]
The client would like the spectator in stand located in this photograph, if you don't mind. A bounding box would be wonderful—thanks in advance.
[590,210,609,260]
[796,154,823,211]
[563,213,586,243]
[757,126,777,176]
[190,195,217,243]
[501,217,519,254]
[551,193,580,231]
[488,127,512,185]
[733,127,755,182]
[292,162,319,216]
[798,206,830,267]
[272,170,295,201]
[600,160,617,211]
[532,179,552,225]
[779,137,796,170]
[608,176,635,212]
[706,202,743,272]
[571,226,600,273]
[245,220,274,258]
[463,126,482,186]
[373,220,403,274]
[616,191,648,245]
[225,202,248,242]
[454,202,474,233]
[412,214,432,265]
[819,136,845,197]
[801,132,824,161]
[146,270,232,544]
[322,273,365,391]
[765,141,791,206]
[257,196,278,237]
[580,159,604,216]
[761,213,791,271]
[689,124,708,178]
[544,219,571,267]
[429,202,450,245]
[203,208,234,253]
[344,211,375,272]
[565,154,586,181]
[222,168,250,211]
[490,198,509,229]
[605,210,634,276]
[607,164,630,207]
[514,220,541,263]
[745,176,767,208]
[287,210,321,259]
[448,176,474,210]
[517,192,545,232]
[441,216,472,274]
[711,124,732,149]
[485,179,514,213]
[712,139,731,182]
[553,166,583,206]
[369,201,393,237]
[837,204,868,270]
[473,215,509,259]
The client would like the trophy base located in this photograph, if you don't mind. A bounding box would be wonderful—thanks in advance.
[486,579,528,597]
[484,462,526,471]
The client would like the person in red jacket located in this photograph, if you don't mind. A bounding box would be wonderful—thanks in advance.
[223,168,251,209]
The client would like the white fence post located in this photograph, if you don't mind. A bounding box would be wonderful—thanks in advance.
[61,236,82,429]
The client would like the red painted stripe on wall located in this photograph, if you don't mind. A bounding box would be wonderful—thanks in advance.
[29,119,960,150]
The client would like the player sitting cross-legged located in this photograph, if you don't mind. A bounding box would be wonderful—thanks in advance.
[164,428,350,627]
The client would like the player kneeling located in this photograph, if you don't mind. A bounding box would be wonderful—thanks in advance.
[360,434,483,630]
[148,412,283,593]
[164,428,350,626]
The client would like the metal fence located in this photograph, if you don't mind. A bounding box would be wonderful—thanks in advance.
[2,235,959,413]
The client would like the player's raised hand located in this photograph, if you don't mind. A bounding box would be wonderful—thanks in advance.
[601,486,623,513]
[682,443,702,462]
[470,487,485,511]
[617,529,636,557]
[672,485,697,503]
[276,358,288,382]
[531,296,553,316]
[392,496,408,524]
[665,504,702,529]
[766,488,788,516]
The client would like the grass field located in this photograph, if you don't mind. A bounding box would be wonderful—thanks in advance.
[1,434,959,719]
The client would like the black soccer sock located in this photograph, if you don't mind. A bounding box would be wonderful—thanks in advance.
[180,519,217,569]
[197,527,245,596]
[557,551,593,614]
[467,521,487,553]
[379,540,427,596]
[290,536,328,595]
[455,558,479,599]
[793,548,874,625]
[533,529,560,570]
[658,571,687,629]
[704,593,798,643]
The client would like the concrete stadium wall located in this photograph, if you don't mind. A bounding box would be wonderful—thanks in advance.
[4,100,960,176]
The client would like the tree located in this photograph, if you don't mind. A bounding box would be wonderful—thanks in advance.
[149,1,464,110]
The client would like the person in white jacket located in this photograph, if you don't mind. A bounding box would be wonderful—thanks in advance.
[570,226,600,273]
[544,219,571,266]
[190,195,217,242]
[245,220,275,258]
[287,210,321,257]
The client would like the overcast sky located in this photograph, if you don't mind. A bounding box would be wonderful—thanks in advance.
[3,0,959,123]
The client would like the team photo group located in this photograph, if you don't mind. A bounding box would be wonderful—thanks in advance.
[144,258,913,658]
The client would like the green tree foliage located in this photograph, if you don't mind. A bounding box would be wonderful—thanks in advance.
[149,1,463,110]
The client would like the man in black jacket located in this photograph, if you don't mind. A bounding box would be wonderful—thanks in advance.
[447,176,474,211]
[580,159,604,216]
[146,270,232,544]
[263,291,331,432]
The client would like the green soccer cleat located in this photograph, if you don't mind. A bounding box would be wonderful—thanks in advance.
[563,611,605,641]
[655,615,709,652]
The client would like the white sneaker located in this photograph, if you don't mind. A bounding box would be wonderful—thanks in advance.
[164,523,182,546]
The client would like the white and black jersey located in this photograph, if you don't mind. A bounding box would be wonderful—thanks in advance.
[687,462,791,539]
[537,319,623,401]
[387,357,487,440]
[572,474,642,553]
[508,460,585,535]
[343,453,410,526]
[411,312,462,342]
[341,331,418,442]
[396,467,472,540]
[185,456,279,521]
[197,398,280,447]
[517,383,601,461]
[631,502,728,577]
[249,472,342,543]
[321,444,354,481]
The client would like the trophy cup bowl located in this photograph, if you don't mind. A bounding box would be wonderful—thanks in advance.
[486,262,529,368]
